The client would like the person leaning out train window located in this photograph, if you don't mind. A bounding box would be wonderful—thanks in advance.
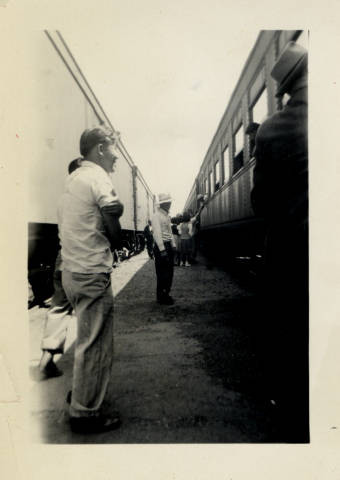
[178,212,192,267]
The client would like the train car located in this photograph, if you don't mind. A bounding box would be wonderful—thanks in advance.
[28,30,155,304]
[183,30,308,258]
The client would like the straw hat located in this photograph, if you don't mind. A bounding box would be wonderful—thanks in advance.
[157,193,172,204]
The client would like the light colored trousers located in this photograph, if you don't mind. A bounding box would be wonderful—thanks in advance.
[41,269,73,353]
[62,270,114,418]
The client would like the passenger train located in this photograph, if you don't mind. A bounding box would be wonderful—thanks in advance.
[184,30,308,258]
[28,31,154,303]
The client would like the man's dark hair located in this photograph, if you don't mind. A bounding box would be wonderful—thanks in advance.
[182,212,191,222]
[80,126,116,157]
[68,158,82,174]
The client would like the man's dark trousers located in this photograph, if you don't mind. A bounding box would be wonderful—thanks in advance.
[146,239,154,259]
[153,241,174,300]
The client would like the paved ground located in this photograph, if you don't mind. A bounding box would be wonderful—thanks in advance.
[29,251,279,443]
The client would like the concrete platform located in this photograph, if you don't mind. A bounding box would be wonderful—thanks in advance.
[29,251,279,443]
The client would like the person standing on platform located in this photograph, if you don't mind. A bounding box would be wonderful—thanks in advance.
[151,193,176,305]
[175,213,182,265]
[178,212,192,267]
[251,42,309,441]
[171,217,180,266]
[144,220,154,259]
[38,158,82,380]
[189,213,198,264]
[189,198,205,264]
[58,126,124,433]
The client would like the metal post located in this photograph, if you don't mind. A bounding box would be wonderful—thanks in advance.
[132,166,138,250]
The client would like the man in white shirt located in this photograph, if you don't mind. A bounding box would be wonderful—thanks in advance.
[151,193,176,305]
[58,126,123,433]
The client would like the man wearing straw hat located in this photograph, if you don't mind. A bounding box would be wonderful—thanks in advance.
[151,193,176,305]
[251,41,309,441]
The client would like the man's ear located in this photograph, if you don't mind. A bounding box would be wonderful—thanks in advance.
[97,143,104,156]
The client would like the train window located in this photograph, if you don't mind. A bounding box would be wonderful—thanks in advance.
[250,68,265,105]
[252,88,268,124]
[214,160,220,192]
[248,88,268,155]
[233,125,244,175]
[209,171,213,196]
[223,146,230,184]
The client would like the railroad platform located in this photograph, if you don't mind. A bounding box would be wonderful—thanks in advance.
[29,250,278,443]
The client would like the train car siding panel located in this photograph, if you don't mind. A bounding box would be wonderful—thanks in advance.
[136,176,149,231]
[264,40,279,116]
[28,32,98,226]
[186,31,305,257]
[109,157,135,231]
[244,169,252,217]
[147,193,154,222]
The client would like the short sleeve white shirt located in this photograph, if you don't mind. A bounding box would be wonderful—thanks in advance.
[58,160,119,273]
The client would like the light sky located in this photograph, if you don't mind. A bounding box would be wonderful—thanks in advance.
[63,5,258,214]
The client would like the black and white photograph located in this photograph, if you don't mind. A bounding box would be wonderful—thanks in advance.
[1,1,340,478]
[27,27,309,444]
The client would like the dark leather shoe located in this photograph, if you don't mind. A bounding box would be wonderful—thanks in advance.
[69,414,121,433]
[38,360,63,381]
[158,295,174,305]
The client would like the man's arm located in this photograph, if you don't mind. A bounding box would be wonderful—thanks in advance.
[90,173,124,250]
[101,201,124,250]
[188,221,193,237]
[151,214,165,252]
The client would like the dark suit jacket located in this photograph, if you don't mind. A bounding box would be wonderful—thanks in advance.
[251,84,308,231]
